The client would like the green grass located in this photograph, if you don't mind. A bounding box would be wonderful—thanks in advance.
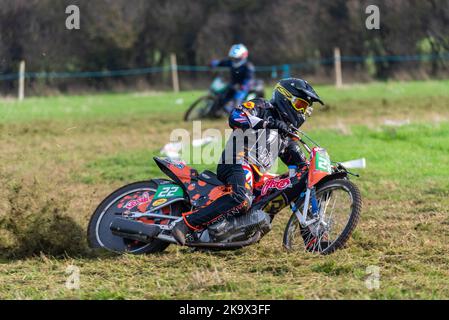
[0,80,449,299]
[317,79,449,101]
[0,91,202,123]
[1,79,448,123]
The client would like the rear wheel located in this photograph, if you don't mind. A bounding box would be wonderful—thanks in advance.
[184,95,217,121]
[283,179,362,254]
[87,180,183,254]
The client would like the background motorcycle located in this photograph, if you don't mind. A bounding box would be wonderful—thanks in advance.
[87,129,362,255]
[183,75,265,121]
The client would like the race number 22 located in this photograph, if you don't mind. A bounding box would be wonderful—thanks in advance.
[158,186,180,197]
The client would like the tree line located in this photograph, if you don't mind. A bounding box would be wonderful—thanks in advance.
[0,0,448,94]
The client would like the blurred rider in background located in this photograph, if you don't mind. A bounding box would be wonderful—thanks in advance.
[210,44,255,114]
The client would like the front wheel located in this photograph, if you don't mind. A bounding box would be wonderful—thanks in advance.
[184,95,217,121]
[283,179,362,254]
[87,180,183,254]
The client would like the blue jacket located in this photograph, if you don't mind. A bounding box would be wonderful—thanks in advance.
[213,59,255,87]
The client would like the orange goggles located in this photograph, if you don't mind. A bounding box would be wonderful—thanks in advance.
[275,83,310,112]
[291,97,310,112]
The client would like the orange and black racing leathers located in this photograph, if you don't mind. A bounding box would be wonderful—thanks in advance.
[183,98,307,230]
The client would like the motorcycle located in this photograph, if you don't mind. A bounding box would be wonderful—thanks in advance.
[183,75,265,121]
[87,129,362,255]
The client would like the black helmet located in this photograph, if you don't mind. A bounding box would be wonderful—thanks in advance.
[271,78,324,127]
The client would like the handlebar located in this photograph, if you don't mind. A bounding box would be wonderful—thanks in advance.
[287,125,319,154]
[286,126,360,177]
[286,130,311,153]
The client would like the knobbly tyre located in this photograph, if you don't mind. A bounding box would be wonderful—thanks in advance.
[183,75,265,121]
[87,129,362,254]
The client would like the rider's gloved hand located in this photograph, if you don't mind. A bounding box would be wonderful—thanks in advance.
[265,118,290,135]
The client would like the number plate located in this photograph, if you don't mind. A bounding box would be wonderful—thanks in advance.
[315,149,332,174]
[154,184,184,200]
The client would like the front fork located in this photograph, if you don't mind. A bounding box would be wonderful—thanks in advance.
[290,187,321,228]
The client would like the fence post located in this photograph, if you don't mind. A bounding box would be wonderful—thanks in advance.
[18,60,25,101]
[334,47,343,88]
[281,64,291,78]
[271,66,278,79]
[170,53,180,93]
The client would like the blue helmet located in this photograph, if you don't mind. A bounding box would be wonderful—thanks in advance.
[228,44,249,67]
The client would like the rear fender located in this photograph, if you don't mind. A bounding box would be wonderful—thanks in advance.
[154,157,197,188]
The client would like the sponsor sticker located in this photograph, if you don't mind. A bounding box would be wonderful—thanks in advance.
[152,198,168,207]
[263,195,286,214]
[124,192,151,210]
[170,159,186,169]
[243,101,255,109]
[261,177,292,196]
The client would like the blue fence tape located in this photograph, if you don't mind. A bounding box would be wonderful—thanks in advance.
[0,53,448,81]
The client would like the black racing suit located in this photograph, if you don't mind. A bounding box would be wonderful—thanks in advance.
[183,98,307,230]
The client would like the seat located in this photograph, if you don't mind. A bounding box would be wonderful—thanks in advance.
[198,170,224,186]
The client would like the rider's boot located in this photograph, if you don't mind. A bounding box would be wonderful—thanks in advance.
[172,219,190,246]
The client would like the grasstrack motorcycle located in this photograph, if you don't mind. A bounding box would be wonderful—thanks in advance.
[87,129,362,255]
[183,75,265,121]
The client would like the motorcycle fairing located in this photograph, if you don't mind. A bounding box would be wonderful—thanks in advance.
[153,157,231,208]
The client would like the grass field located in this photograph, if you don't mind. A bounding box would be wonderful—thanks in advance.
[0,80,448,299]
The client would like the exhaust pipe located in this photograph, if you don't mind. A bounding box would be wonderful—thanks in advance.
[110,218,161,243]
[186,231,261,250]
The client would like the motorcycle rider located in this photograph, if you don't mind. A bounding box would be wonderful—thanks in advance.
[173,78,324,245]
[210,44,255,113]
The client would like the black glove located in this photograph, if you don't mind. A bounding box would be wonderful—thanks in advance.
[266,118,290,135]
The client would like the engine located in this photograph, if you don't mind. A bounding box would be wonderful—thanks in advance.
[207,209,272,243]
